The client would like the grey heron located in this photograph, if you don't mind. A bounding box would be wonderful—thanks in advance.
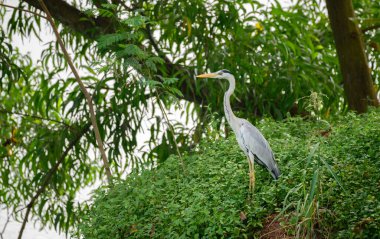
[197,69,280,191]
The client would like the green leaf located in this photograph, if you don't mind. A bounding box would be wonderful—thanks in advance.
[121,15,148,27]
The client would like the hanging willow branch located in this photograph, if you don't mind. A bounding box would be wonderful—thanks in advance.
[16,2,114,237]
[37,0,113,182]
[17,123,92,239]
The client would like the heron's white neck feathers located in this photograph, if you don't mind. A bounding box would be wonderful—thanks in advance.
[224,75,239,132]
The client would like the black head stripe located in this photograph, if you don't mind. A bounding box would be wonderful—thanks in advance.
[220,69,231,74]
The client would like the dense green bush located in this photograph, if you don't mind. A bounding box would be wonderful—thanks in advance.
[79,110,380,238]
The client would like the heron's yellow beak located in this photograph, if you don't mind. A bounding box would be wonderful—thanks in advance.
[196,73,218,78]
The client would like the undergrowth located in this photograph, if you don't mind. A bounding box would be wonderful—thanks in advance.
[78,110,380,238]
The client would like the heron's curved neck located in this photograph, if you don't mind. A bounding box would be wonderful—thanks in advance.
[224,76,238,131]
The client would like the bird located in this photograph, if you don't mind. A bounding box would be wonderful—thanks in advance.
[196,69,280,191]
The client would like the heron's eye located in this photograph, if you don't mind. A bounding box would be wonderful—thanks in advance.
[218,72,223,75]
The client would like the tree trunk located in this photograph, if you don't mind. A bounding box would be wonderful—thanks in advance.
[326,0,379,113]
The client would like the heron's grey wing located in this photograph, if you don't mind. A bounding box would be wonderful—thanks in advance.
[239,120,280,179]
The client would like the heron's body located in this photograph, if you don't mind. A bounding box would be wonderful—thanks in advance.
[197,69,280,191]
[236,119,280,179]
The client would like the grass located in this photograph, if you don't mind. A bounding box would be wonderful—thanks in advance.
[78,109,380,238]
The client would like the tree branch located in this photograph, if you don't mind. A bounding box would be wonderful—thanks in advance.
[22,0,115,39]
[361,23,380,33]
[0,207,11,239]
[20,0,209,108]
[17,122,91,239]
[0,108,72,128]
[37,0,112,183]
[145,24,173,66]
[0,3,47,19]
[155,91,182,160]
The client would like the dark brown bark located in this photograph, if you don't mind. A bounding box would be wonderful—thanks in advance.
[326,0,379,113]
[22,0,115,39]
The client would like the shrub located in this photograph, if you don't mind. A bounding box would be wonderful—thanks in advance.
[79,109,380,238]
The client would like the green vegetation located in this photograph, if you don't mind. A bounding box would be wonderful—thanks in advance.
[1,0,380,237]
[79,110,380,238]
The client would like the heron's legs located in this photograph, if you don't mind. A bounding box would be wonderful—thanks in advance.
[247,158,255,193]
[248,158,256,193]
[251,159,255,192]
[247,157,252,192]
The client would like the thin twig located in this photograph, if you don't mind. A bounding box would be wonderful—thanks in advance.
[37,0,112,183]
[14,206,27,214]
[0,207,11,239]
[0,108,72,128]
[0,3,47,19]
[146,24,172,65]
[17,122,91,239]
[155,91,182,160]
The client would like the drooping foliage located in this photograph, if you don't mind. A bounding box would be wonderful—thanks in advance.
[354,0,380,70]
[80,109,380,238]
[0,0,379,236]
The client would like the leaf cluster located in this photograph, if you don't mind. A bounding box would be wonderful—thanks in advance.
[79,110,380,238]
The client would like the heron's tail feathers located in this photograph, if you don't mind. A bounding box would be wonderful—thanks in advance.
[271,164,281,180]
[251,156,280,180]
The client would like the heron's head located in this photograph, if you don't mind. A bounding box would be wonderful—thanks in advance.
[196,69,233,80]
